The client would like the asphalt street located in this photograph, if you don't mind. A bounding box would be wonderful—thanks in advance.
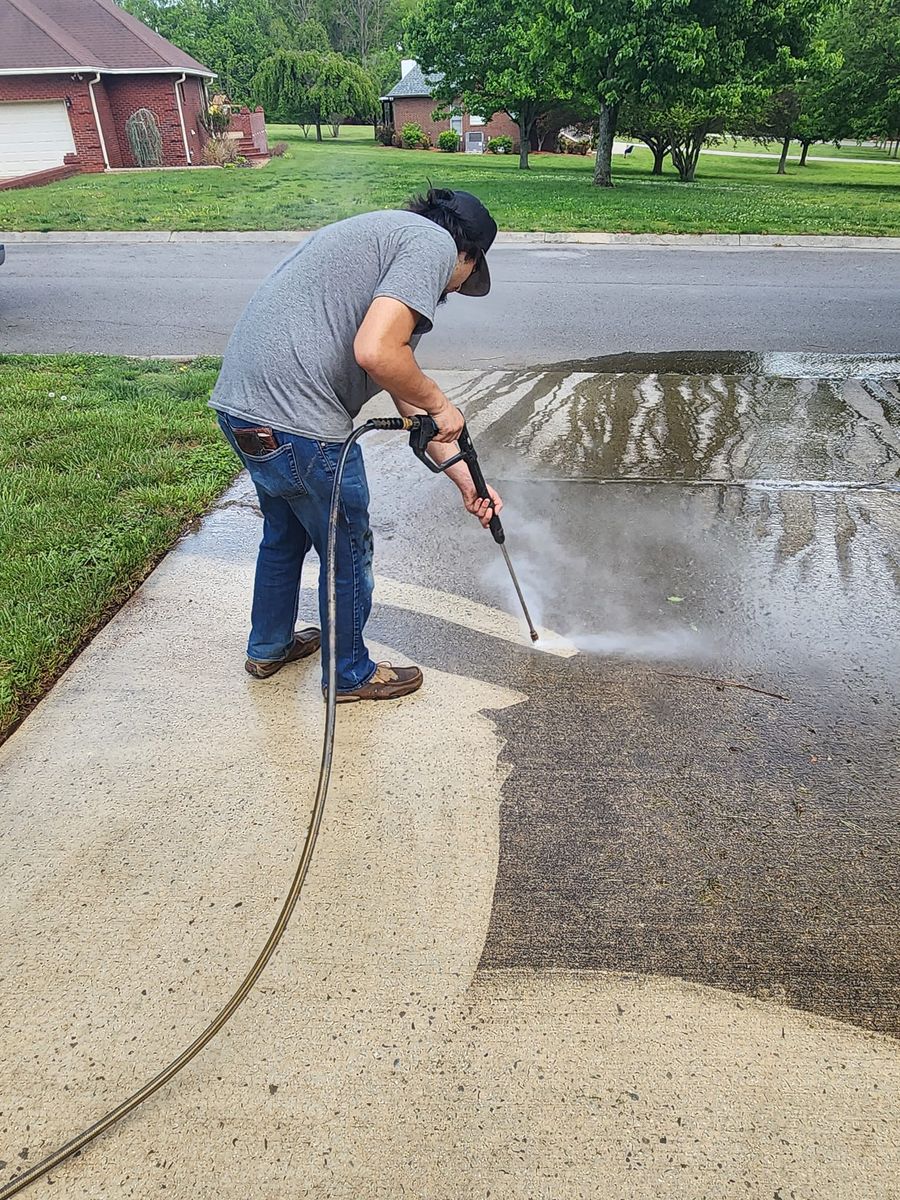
[2,241,899,364]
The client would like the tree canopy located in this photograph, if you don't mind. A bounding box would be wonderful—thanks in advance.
[119,0,406,107]
[824,0,900,146]
[406,0,575,168]
[252,48,376,139]
[552,0,823,184]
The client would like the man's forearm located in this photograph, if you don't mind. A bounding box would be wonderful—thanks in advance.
[364,344,448,415]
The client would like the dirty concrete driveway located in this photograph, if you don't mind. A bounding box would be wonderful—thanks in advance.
[1,355,899,1199]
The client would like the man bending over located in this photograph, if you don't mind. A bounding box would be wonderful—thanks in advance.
[210,188,501,701]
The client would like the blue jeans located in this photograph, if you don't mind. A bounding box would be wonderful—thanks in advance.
[218,412,377,690]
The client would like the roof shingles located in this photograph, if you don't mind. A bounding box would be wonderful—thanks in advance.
[0,0,213,74]
[382,62,442,100]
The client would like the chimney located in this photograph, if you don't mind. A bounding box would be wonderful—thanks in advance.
[400,59,417,77]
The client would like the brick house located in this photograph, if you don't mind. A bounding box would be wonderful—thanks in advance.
[380,60,520,153]
[0,0,215,183]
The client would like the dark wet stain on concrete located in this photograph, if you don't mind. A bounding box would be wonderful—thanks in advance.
[365,358,900,1037]
[464,368,900,486]
[534,350,900,380]
[477,646,900,1036]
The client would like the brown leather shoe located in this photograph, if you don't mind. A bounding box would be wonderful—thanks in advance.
[327,662,424,703]
[245,627,321,679]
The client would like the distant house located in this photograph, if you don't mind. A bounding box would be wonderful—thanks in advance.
[380,60,520,153]
[0,0,215,182]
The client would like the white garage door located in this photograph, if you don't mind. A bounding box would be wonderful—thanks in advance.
[0,100,77,176]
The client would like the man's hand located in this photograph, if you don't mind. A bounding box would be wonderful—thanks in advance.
[462,483,503,528]
[431,398,465,443]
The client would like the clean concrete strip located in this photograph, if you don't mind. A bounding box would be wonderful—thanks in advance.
[4,229,900,250]
[372,573,577,656]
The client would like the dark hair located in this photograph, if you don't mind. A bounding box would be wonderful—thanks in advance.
[406,187,480,260]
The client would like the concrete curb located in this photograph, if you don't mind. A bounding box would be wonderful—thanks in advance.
[3,229,900,250]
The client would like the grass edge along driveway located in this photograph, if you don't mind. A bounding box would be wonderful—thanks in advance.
[0,355,236,741]
[0,126,898,236]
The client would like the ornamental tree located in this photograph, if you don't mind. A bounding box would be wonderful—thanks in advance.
[824,0,900,152]
[406,0,572,169]
[314,52,378,135]
[554,0,823,186]
[253,49,376,140]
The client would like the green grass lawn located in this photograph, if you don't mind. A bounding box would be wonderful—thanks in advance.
[1,125,897,235]
[0,355,236,739]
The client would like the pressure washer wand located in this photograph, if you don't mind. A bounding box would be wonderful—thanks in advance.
[457,427,540,642]
[399,414,540,642]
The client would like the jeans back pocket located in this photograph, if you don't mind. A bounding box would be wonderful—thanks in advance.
[220,417,308,499]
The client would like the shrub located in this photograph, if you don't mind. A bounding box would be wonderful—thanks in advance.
[401,121,429,149]
[437,130,460,152]
[558,132,590,155]
[201,103,231,137]
[270,141,288,157]
[375,123,395,146]
[487,135,513,155]
[125,107,162,167]
[201,135,241,166]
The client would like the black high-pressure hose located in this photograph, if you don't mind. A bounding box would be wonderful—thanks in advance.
[0,418,395,1199]
[1,414,535,1197]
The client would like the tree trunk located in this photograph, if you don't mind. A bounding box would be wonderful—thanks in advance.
[593,100,618,187]
[315,120,322,142]
[799,140,811,166]
[652,144,667,174]
[777,136,790,174]
[539,123,561,152]
[517,115,530,169]
[671,129,705,182]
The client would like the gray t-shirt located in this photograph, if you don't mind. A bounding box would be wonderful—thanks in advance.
[210,209,458,441]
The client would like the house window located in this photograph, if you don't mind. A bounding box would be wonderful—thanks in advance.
[469,115,485,127]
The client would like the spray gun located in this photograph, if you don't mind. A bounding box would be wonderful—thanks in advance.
[368,414,539,642]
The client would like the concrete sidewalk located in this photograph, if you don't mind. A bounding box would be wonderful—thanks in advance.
[2,368,900,1198]
[4,228,900,250]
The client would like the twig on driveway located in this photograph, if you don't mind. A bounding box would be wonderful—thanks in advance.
[655,671,791,702]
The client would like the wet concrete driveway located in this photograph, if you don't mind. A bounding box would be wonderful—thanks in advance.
[367,354,900,1038]
[1,353,898,1198]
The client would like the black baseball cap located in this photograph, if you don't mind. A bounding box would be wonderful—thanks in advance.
[444,190,497,297]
